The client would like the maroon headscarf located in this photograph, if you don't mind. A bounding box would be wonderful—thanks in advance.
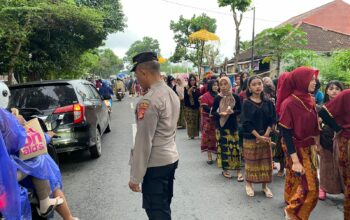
[323,89,350,138]
[277,67,320,148]
[276,67,319,116]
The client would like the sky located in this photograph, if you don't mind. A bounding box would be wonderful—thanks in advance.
[104,0,350,61]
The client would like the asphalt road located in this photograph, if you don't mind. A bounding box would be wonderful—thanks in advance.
[54,96,344,220]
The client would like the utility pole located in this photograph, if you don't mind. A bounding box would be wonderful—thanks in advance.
[251,7,256,72]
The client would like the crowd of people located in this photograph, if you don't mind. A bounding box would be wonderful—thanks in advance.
[166,67,349,220]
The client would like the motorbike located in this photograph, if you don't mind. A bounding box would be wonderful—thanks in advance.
[116,88,125,101]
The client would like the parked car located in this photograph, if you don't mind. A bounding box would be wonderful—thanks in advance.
[9,80,111,159]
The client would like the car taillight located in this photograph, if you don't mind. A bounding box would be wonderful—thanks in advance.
[73,104,84,124]
[53,104,85,124]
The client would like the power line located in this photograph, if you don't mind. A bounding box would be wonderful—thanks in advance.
[159,0,282,23]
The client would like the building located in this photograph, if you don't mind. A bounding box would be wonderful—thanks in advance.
[226,0,350,75]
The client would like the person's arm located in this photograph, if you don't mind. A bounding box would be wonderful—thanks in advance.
[0,109,27,154]
[280,127,296,155]
[130,101,158,184]
[233,94,241,116]
[202,105,211,113]
[210,97,220,119]
[241,101,255,134]
[319,108,342,133]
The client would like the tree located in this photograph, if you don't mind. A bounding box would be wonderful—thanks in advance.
[75,0,126,33]
[218,0,252,71]
[239,40,251,51]
[282,49,318,72]
[159,62,189,74]
[202,44,220,69]
[125,36,161,63]
[316,50,350,85]
[255,24,307,74]
[91,49,124,79]
[169,13,217,71]
[0,0,126,84]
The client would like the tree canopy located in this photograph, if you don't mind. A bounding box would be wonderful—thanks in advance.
[0,0,126,84]
[255,24,307,74]
[125,36,161,63]
[169,13,217,68]
[218,0,252,71]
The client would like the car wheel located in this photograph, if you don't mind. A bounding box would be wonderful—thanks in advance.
[90,128,102,159]
[105,117,111,133]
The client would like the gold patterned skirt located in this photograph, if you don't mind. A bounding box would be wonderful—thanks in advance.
[184,107,199,138]
[216,129,241,170]
[243,139,272,183]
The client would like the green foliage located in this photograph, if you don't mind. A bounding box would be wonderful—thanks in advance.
[217,0,252,71]
[169,13,217,66]
[91,49,124,79]
[239,40,251,51]
[316,50,350,86]
[282,50,318,72]
[217,0,252,12]
[255,24,308,73]
[125,36,161,63]
[0,0,126,83]
[75,0,127,33]
[202,44,220,69]
[160,62,189,74]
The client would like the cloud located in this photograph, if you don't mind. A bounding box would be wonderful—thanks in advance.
[105,0,350,60]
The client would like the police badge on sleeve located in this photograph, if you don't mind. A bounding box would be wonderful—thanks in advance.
[137,100,150,120]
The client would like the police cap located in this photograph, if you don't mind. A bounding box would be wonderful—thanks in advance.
[131,52,158,72]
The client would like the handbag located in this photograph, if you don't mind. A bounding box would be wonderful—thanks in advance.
[19,118,48,160]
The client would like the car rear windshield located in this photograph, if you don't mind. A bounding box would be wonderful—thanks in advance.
[9,84,78,113]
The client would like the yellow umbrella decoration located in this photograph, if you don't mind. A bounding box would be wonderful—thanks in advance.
[189,29,220,42]
[158,56,167,64]
[188,29,220,76]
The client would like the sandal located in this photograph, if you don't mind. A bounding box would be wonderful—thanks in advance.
[237,173,244,182]
[263,187,273,198]
[277,170,285,177]
[37,197,63,218]
[222,171,232,179]
[206,160,214,165]
[245,185,254,197]
[273,162,277,170]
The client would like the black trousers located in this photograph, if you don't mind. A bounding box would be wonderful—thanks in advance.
[142,161,178,220]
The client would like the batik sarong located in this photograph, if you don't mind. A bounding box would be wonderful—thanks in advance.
[244,139,273,183]
[283,144,319,220]
[216,129,241,170]
[184,107,199,138]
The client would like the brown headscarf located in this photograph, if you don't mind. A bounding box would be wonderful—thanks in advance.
[218,77,235,127]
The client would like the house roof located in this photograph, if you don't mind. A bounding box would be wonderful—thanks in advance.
[300,23,350,52]
[228,0,350,64]
[279,0,350,35]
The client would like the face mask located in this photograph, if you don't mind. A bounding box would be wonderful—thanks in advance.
[0,81,10,109]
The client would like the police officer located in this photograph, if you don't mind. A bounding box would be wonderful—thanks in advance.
[128,52,180,220]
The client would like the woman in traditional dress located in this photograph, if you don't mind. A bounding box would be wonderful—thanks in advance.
[242,76,276,198]
[184,74,200,139]
[318,80,345,200]
[200,80,218,164]
[319,89,350,220]
[175,76,186,129]
[276,67,320,220]
[135,80,141,97]
[211,77,243,181]
[263,77,280,172]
